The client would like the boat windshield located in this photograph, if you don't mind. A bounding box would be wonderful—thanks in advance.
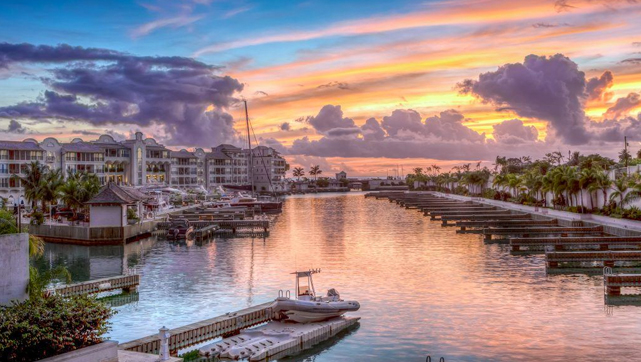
[298,283,312,296]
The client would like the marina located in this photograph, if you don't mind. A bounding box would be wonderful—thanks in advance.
[35,192,641,361]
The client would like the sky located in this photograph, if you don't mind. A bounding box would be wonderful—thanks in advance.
[0,0,641,176]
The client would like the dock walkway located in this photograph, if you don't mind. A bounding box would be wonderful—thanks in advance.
[52,274,139,297]
[119,302,275,354]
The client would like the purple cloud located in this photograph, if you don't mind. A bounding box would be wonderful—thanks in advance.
[3,120,27,134]
[308,105,356,133]
[0,42,243,147]
[586,71,614,102]
[492,119,539,144]
[458,54,590,144]
[606,93,641,118]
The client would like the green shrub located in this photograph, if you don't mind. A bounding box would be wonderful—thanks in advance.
[30,211,45,226]
[623,206,641,220]
[180,349,201,361]
[0,294,115,361]
[126,208,139,221]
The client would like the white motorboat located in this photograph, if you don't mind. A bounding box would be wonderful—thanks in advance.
[272,269,360,323]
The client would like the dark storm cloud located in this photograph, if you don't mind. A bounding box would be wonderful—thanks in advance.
[457,54,590,144]
[606,93,641,118]
[0,42,244,147]
[586,71,614,102]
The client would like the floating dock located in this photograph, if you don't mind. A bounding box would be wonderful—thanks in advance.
[199,317,360,361]
[510,236,641,253]
[51,274,139,297]
[119,302,275,354]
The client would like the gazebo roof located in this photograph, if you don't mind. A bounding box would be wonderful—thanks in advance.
[86,182,149,205]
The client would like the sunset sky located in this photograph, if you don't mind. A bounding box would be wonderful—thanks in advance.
[1,0,641,176]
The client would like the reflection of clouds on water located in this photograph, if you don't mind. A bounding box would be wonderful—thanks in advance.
[38,193,641,361]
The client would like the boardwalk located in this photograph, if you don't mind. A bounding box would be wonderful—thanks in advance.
[52,274,139,297]
[119,302,275,354]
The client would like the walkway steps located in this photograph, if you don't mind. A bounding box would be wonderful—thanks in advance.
[510,236,641,252]
[119,302,275,354]
[52,274,139,297]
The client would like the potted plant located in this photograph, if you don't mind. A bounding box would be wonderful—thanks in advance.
[126,208,139,225]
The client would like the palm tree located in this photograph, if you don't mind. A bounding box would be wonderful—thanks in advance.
[594,170,612,208]
[609,176,630,207]
[11,161,46,210]
[58,178,83,218]
[562,167,580,208]
[506,174,521,197]
[580,167,598,210]
[292,167,305,181]
[309,165,322,181]
[40,168,64,212]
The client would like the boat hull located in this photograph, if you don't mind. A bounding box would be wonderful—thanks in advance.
[273,299,360,323]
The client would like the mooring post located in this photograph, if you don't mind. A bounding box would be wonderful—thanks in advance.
[159,326,170,361]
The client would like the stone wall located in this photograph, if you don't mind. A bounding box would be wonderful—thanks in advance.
[0,233,29,306]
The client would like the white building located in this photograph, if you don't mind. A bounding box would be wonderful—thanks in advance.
[0,133,288,200]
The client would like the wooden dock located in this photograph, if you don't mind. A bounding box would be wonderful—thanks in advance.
[456,219,558,233]
[194,224,219,241]
[441,213,531,226]
[158,219,269,233]
[428,210,511,220]
[605,272,641,296]
[482,226,603,241]
[510,236,641,253]
[52,274,139,297]
[546,250,641,268]
[119,302,275,354]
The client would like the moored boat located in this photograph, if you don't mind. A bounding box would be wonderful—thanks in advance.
[166,218,194,240]
[272,269,360,323]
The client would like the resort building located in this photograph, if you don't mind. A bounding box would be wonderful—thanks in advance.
[0,133,287,201]
[251,146,288,192]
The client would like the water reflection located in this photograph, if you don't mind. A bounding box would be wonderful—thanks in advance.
[37,193,641,361]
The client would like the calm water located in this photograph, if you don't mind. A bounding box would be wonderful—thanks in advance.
[38,193,641,361]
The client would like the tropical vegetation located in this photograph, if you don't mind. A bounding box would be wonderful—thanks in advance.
[405,151,641,221]
[10,161,101,222]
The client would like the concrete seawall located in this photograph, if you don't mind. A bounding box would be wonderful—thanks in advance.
[0,233,29,306]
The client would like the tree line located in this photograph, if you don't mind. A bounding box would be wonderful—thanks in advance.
[405,151,641,220]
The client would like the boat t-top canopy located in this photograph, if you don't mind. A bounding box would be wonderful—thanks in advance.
[292,269,321,300]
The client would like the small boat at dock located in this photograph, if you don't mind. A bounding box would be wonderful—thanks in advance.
[166,218,194,240]
[272,269,360,323]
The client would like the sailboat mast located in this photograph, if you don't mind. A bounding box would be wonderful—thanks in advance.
[244,100,254,195]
